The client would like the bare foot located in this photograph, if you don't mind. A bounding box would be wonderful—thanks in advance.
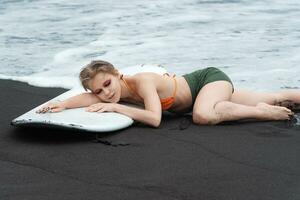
[256,102,294,121]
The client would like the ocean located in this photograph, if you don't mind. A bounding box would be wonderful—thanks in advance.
[0,0,300,91]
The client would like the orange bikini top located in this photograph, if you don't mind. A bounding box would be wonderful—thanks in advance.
[121,73,177,111]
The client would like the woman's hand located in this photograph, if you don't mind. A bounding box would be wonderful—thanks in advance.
[36,102,66,114]
[85,103,118,113]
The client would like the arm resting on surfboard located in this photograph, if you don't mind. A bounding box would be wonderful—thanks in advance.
[114,104,161,128]
[61,92,101,109]
[37,92,101,113]
[113,76,162,128]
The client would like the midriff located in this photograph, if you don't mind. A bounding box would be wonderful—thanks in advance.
[166,76,193,113]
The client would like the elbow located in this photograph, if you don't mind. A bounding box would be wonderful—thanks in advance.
[152,122,160,128]
[151,116,161,128]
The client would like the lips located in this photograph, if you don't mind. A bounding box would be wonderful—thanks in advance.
[108,93,115,100]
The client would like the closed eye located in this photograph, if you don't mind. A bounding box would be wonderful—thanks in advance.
[104,80,111,87]
[94,79,110,94]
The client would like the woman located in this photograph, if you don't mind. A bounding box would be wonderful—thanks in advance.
[37,60,298,127]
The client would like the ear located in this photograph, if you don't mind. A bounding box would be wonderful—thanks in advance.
[117,71,123,79]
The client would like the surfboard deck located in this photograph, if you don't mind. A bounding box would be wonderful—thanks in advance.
[11,64,167,132]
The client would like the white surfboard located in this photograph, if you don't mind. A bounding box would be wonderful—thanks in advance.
[11,64,167,132]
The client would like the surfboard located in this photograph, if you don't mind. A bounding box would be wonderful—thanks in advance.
[11,64,167,132]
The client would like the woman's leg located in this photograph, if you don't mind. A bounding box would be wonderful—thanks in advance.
[230,89,300,110]
[192,81,293,125]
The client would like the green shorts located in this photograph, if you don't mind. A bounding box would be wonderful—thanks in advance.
[183,67,234,104]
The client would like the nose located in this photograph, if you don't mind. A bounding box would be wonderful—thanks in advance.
[103,88,110,96]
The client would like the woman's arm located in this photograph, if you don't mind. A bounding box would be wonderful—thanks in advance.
[37,92,101,113]
[115,76,162,127]
[114,104,162,128]
[61,92,101,109]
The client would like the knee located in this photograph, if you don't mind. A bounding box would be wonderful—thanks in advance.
[273,93,287,105]
[192,111,219,125]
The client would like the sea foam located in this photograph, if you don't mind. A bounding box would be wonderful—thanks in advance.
[0,0,299,91]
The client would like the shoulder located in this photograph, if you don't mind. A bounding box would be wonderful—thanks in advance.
[133,72,161,79]
[132,73,163,115]
[131,73,161,96]
[133,72,162,84]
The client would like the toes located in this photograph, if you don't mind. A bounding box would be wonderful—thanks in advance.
[282,107,292,113]
[287,110,294,115]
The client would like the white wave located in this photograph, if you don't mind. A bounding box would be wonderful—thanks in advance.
[1,0,300,91]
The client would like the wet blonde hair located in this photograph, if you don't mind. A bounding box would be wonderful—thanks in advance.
[79,60,119,91]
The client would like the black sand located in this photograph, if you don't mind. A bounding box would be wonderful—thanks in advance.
[1,79,300,200]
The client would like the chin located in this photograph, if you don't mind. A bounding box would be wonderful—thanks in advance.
[108,96,119,103]
[114,94,121,103]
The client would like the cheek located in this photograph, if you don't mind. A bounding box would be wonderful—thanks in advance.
[111,81,118,92]
[96,94,104,100]
[116,83,121,94]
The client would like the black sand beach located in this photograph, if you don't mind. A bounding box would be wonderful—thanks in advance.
[1,79,300,200]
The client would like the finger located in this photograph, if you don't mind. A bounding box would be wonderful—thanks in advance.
[36,109,44,114]
[88,107,95,111]
[92,108,102,112]
[89,106,102,112]
[50,108,62,113]
[49,104,59,110]
[36,107,43,113]
[43,105,54,112]
[86,105,96,110]
[97,108,105,113]
[36,101,57,113]
[36,109,42,114]
[86,107,95,112]
[37,106,50,113]
[42,108,50,113]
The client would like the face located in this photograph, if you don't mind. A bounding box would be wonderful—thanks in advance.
[88,72,121,103]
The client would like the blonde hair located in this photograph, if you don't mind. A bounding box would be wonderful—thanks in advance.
[79,60,119,91]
